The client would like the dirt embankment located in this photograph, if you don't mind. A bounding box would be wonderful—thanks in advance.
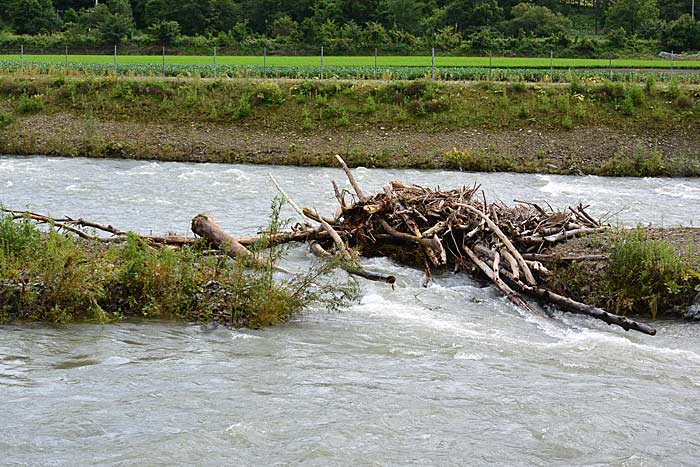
[3,113,699,175]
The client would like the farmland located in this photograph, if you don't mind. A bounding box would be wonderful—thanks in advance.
[2,54,700,69]
[2,54,700,82]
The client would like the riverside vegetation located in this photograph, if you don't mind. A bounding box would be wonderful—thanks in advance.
[544,228,700,320]
[0,202,358,326]
[0,73,699,176]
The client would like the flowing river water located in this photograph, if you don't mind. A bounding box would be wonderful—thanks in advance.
[1,156,700,466]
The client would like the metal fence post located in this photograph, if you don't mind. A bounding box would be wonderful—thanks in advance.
[263,46,267,78]
[320,46,324,79]
[489,51,493,81]
[65,45,69,68]
[162,46,166,76]
[113,44,117,75]
[374,47,377,80]
[609,57,612,80]
[20,44,23,70]
[549,50,553,82]
[214,47,217,78]
[431,47,435,80]
[671,50,675,69]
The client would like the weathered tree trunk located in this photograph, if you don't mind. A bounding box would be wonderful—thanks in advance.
[191,213,289,273]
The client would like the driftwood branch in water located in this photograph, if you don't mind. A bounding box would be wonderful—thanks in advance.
[335,154,366,201]
[310,240,395,284]
[499,269,656,336]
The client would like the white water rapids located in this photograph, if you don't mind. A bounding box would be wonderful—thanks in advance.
[1,156,699,466]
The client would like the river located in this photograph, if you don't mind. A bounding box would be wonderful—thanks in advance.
[1,156,700,466]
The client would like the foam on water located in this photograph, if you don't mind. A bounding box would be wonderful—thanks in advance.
[538,174,617,198]
[654,183,700,201]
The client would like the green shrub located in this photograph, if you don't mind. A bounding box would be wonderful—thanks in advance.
[235,93,252,119]
[0,111,15,128]
[599,149,666,177]
[252,82,284,106]
[555,93,570,112]
[667,78,682,99]
[569,75,585,95]
[644,74,656,95]
[608,228,700,318]
[443,148,516,172]
[302,108,312,130]
[598,81,625,100]
[675,94,694,109]
[16,94,44,113]
[0,205,357,326]
[621,93,634,115]
[362,95,378,114]
[627,86,645,107]
[0,213,40,260]
[561,115,573,130]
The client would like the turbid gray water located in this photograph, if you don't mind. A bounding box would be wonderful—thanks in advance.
[1,156,700,466]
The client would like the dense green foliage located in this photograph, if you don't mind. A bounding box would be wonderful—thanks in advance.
[0,1,697,56]
[0,206,357,326]
[608,228,700,318]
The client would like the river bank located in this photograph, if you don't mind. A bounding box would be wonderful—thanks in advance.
[0,75,699,176]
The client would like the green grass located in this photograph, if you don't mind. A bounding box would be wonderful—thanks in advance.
[3,54,700,69]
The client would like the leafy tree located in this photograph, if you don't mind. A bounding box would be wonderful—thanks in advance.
[379,0,425,34]
[147,19,180,46]
[80,0,135,44]
[507,2,572,37]
[341,0,380,24]
[207,0,241,33]
[445,0,504,33]
[8,0,62,34]
[144,0,209,35]
[363,21,391,46]
[658,0,694,21]
[52,0,94,11]
[270,15,301,41]
[660,14,700,51]
[129,0,149,29]
[606,0,659,38]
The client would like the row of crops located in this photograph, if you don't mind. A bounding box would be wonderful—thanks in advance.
[2,60,700,83]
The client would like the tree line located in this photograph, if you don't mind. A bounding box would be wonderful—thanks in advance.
[0,0,698,55]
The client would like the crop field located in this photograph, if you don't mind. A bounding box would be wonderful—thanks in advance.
[3,54,700,69]
[2,54,700,82]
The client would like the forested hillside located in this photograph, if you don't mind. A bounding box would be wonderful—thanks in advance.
[0,0,698,56]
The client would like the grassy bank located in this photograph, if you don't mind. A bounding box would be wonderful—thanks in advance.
[0,210,355,326]
[0,74,699,176]
[543,228,700,320]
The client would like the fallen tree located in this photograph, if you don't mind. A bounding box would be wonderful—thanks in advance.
[1,157,660,335]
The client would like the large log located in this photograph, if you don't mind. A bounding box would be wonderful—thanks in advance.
[191,213,289,273]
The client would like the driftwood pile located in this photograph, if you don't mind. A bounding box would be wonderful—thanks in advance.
[2,156,657,335]
[269,156,655,336]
